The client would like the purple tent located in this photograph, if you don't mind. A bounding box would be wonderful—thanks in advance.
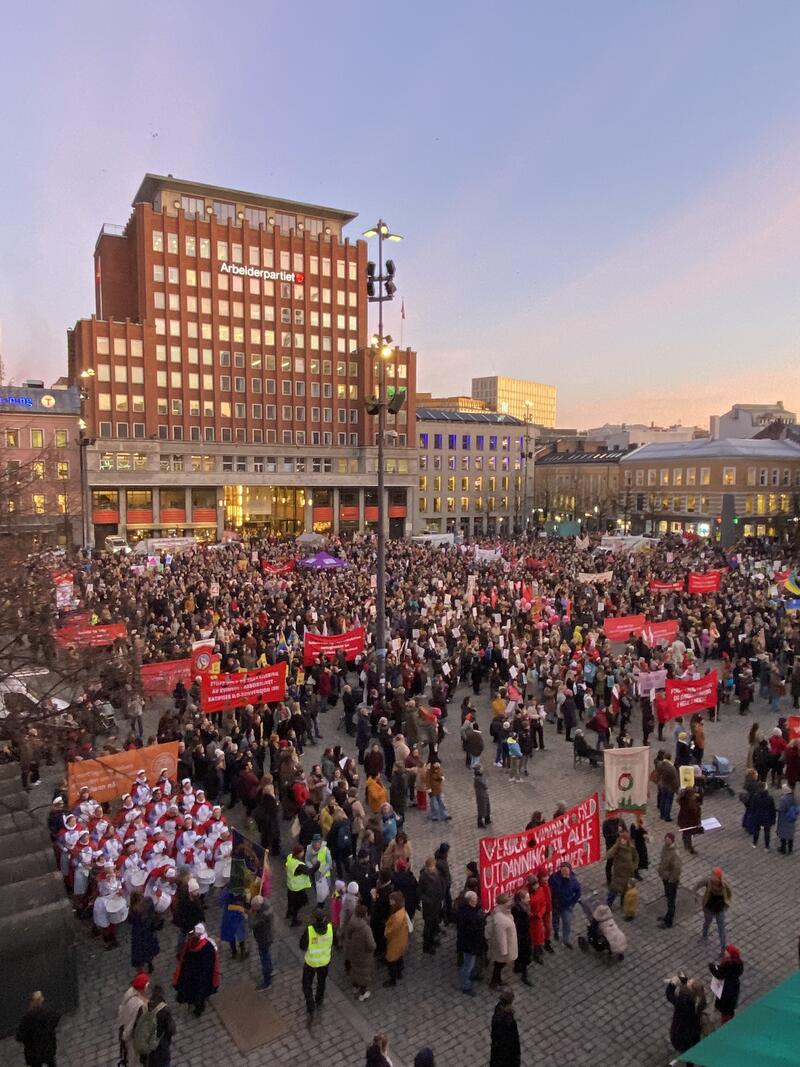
[297,550,348,570]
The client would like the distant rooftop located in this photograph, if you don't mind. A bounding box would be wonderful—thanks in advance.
[417,407,524,425]
[622,437,800,462]
[537,448,629,465]
[133,173,358,225]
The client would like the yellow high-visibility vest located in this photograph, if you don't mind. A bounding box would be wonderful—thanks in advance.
[285,855,311,893]
[304,922,333,968]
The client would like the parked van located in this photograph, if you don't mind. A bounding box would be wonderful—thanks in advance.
[104,535,131,555]
[131,536,197,557]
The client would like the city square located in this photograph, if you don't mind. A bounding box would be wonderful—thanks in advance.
[1,5,800,1067]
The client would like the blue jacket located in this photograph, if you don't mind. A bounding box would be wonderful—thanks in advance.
[548,869,581,911]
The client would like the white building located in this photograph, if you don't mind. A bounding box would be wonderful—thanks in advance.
[710,402,796,440]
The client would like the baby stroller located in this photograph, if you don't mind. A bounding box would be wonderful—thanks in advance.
[698,755,735,797]
[577,898,626,962]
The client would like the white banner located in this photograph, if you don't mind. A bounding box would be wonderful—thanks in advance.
[474,547,501,562]
[600,535,651,554]
[578,570,613,583]
[603,746,650,813]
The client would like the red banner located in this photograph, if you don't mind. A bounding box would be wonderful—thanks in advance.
[67,742,179,806]
[262,560,296,575]
[303,626,366,666]
[191,640,220,676]
[649,580,684,593]
[55,622,127,648]
[478,793,601,910]
[664,671,718,720]
[642,620,679,645]
[201,663,287,713]
[603,614,645,642]
[141,659,192,696]
[687,571,722,594]
[787,716,800,742]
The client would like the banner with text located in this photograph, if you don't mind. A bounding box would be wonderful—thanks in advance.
[578,571,613,584]
[201,662,287,713]
[603,746,651,813]
[649,580,684,593]
[665,671,718,720]
[141,659,193,697]
[603,614,645,642]
[642,620,680,645]
[474,547,502,563]
[55,622,127,648]
[67,741,179,805]
[687,571,722,594]
[636,668,668,696]
[478,792,600,910]
[261,560,296,576]
[303,626,366,666]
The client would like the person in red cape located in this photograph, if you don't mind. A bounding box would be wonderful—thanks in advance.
[173,922,220,1016]
[528,868,553,964]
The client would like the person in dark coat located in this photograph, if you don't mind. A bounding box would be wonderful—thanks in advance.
[455,890,485,994]
[511,889,532,984]
[629,813,649,880]
[418,857,445,954]
[142,984,176,1067]
[490,989,521,1067]
[173,923,220,1016]
[391,859,419,919]
[709,945,744,1022]
[252,783,281,855]
[665,974,705,1053]
[15,991,59,1067]
[172,877,205,957]
[434,842,453,924]
[129,891,162,973]
[747,782,776,849]
[677,787,702,854]
[474,765,492,827]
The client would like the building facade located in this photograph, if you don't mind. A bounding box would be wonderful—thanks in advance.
[415,408,530,537]
[0,382,82,547]
[710,401,796,440]
[534,447,627,529]
[471,375,557,428]
[586,423,704,450]
[620,438,800,537]
[68,174,416,545]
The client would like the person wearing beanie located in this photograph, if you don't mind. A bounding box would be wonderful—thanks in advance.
[490,988,521,1067]
[249,895,274,991]
[777,782,797,854]
[709,945,744,1022]
[693,867,732,954]
[339,881,361,944]
[657,832,683,928]
[117,974,150,1064]
[299,907,334,1015]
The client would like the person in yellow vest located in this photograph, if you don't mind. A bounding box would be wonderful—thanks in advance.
[299,907,333,1017]
[285,843,316,927]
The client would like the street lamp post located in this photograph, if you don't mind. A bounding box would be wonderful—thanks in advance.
[78,369,96,551]
[363,220,403,699]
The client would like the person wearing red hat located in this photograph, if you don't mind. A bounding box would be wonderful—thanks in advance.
[709,945,744,1022]
[117,973,150,1065]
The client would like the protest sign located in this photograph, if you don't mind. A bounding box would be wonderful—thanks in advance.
[578,571,613,584]
[55,622,127,648]
[679,765,697,789]
[664,671,718,720]
[637,669,668,696]
[602,615,645,642]
[67,741,179,805]
[475,547,501,562]
[201,662,287,713]
[141,659,192,697]
[687,571,722,594]
[603,747,651,813]
[191,639,220,676]
[54,570,74,610]
[261,560,296,575]
[303,626,365,666]
[642,620,679,645]
[478,793,600,909]
[649,580,684,593]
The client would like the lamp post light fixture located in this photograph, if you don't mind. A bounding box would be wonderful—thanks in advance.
[362,219,405,700]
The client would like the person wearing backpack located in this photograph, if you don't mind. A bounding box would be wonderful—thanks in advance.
[118,974,150,1066]
[132,984,175,1067]
[328,811,353,879]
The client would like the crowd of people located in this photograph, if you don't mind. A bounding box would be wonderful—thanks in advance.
[7,529,800,1065]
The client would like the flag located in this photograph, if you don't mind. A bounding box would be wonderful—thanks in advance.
[603,746,650,813]
[401,299,405,319]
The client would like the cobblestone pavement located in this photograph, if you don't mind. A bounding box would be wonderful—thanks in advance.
[2,677,798,1067]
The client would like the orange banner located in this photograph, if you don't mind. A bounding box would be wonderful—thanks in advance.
[66,742,180,805]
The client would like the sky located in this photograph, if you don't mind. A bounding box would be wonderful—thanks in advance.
[1,1,799,430]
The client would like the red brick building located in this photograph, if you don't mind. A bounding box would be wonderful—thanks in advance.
[68,174,416,544]
[0,382,82,547]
